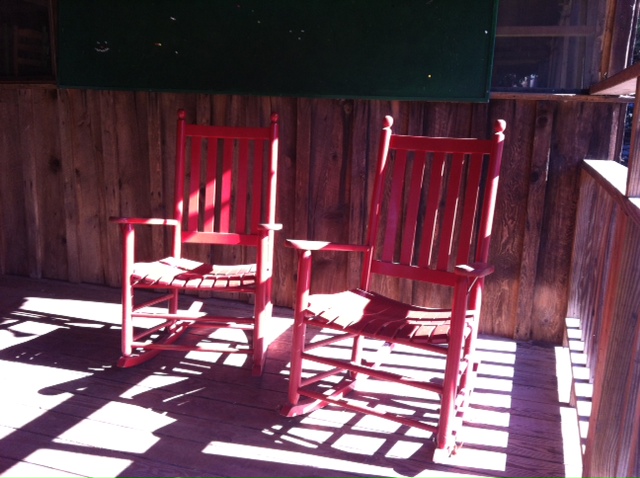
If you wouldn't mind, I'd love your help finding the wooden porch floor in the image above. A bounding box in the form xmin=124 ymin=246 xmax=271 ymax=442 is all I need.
xmin=0 ymin=275 xmax=582 ymax=477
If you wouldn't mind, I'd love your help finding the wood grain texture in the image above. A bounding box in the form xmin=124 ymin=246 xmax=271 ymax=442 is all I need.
xmin=570 ymin=163 xmax=640 ymax=477
xmin=0 ymin=275 xmax=579 ymax=478
xmin=514 ymin=101 xmax=553 ymax=341
xmin=483 ymin=99 xmax=534 ymax=339
xmin=0 ymin=88 xmax=626 ymax=344
xmin=567 ymin=170 xmax=618 ymax=379
xmin=583 ymin=216 xmax=639 ymax=477
xmin=0 ymin=90 xmax=29 ymax=276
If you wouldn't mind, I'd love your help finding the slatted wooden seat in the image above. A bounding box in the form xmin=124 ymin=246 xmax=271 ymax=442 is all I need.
xmin=131 ymin=257 xmax=257 ymax=289
xmin=302 ymin=287 xmax=474 ymax=345
xmin=281 ymin=116 xmax=506 ymax=461
xmin=111 ymin=109 xmax=280 ymax=375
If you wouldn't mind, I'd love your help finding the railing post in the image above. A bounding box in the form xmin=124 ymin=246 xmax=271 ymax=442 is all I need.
xmin=626 ymin=79 xmax=640 ymax=196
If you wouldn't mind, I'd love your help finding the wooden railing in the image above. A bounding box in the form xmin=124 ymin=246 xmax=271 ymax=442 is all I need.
xmin=568 ymin=160 xmax=640 ymax=477
xmin=577 ymin=62 xmax=640 ymax=477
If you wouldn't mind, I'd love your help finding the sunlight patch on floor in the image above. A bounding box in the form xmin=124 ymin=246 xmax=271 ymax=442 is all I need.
xmin=560 ymin=405 xmax=583 ymax=478
xmin=474 ymin=375 xmax=513 ymax=393
xmin=458 ymin=425 xmax=510 ymax=448
xmin=119 ymin=374 xmax=189 ymax=399
xmin=476 ymin=361 xmax=515 ymax=378
xmin=54 ymin=418 xmax=161 ymax=454
xmin=437 ymin=446 xmax=507 ymax=472
xmin=204 ymin=440 xmax=396 ymax=476
xmin=83 ymin=401 xmax=176 ymax=431
xmin=301 ymin=408 xmax=357 ymax=428
xmin=0 ymin=319 xmax=63 ymax=351
xmin=0 ymin=361 xmax=90 ymax=441
xmin=564 ymin=317 xmax=592 ymax=457
xmin=331 ymin=433 xmax=386 ymax=455
xmin=352 ymin=413 xmax=404 ymax=434
xmin=471 ymin=390 xmax=512 ymax=408
xmin=385 ymin=439 xmax=424 ymax=459
xmin=2 ymin=448 xmax=132 ymax=477
xmin=476 ymin=337 xmax=518 ymax=353
xmin=283 ymin=426 xmax=334 ymax=446
xmin=21 ymin=297 xmax=122 ymax=325
xmin=464 ymin=407 xmax=511 ymax=427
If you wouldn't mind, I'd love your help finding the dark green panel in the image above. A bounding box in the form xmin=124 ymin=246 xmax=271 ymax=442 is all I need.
xmin=58 ymin=0 xmax=499 ymax=101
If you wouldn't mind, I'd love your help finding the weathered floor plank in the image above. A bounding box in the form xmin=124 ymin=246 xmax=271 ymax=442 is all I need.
xmin=0 ymin=275 xmax=581 ymax=477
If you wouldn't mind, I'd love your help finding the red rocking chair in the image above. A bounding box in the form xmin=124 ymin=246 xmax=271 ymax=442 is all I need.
xmin=281 ymin=116 xmax=506 ymax=460
xmin=111 ymin=109 xmax=280 ymax=376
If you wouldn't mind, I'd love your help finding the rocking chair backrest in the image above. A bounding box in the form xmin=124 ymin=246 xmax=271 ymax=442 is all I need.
xmin=174 ymin=109 xmax=279 ymax=246
xmin=361 ymin=116 xmax=506 ymax=291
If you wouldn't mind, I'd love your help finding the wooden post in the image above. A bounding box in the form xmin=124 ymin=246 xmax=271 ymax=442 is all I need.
xmin=626 ymin=80 xmax=640 ymax=196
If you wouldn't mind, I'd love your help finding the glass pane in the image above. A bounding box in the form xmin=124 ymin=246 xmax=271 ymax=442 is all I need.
xmin=0 ymin=0 xmax=53 ymax=80
xmin=619 ymin=15 xmax=640 ymax=166
xmin=492 ymin=0 xmax=600 ymax=91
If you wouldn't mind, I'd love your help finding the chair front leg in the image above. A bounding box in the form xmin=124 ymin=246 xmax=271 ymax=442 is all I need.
xmin=120 ymin=223 xmax=135 ymax=359
xmin=436 ymin=276 xmax=470 ymax=454
xmin=252 ymin=233 xmax=274 ymax=376
xmin=287 ymin=249 xmax=313 ymax=407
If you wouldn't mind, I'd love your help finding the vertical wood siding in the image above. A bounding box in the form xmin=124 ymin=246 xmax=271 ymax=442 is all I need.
xmin=574 ymin=162 xmax=640 ymax=477
xmin=0 ymin=87 xmax=624 ymax=344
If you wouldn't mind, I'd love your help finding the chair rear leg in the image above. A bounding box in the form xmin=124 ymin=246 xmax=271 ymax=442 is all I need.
xmin=169 ymin=289 xmax=179 ymax=314
xmin=459 ymin=324 xmax=479 ymax=394
xmin=349 ymin=335 xmax=367 ymax=379
xmin=435 ymin=363 xmax=458 ymax=458
xmin=280 ymin=309 xmax=306 ymax=415
xmin=251 ymin=290 xmax=269 ymax=377
xmin=434 ymin=283 xmax=469 ymax=460
xmin=120 ymin=282 xmax=134 ymax=360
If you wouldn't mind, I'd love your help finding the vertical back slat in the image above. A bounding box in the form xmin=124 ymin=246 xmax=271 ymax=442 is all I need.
xmin=219 ymin=138 xmax=234 ymax=233
xmin=187 ymin=138 xmax=202 ymax=231
xmin=251 ymin=139 xmax=265 ymax=232
xmin=203 ymin=138 xmax=218 ymax=232
xmin=236 ymin=139 xmax=250 ymax=233
xmin=437 ymin=152 xmax=465 ymax=270
xmin=418 ymin=152 xmax=446 ymax=267
xmin=382 ymin=149 xmax=408 ymax=262
xmin=456 ymin=153 xmax=484 ymax=265
xmin=174 ymin=111 xmax=188 ymax=228
xmin=400 ymin=151 xmax=427 ymax=265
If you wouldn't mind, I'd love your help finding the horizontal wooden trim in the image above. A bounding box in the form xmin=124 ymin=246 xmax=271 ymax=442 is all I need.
xmin=371 ymin=261 xmax=456 ymax=287
xmin=590 ymin=62 xmax=640 ymax=96
xmin=182 ymin=231 xmax=258 ymax=246
xmin=0 ymin=82 xmax=633 ymax=104
xmin=582 ymin=159 xmax=640 ymax=226
xmin=496 ymin=25 xmax=596 ymax=37
xmin=0 ymin=81 xmax=56 ymax=89
xmin=185 ymin=123 xmax=271 ymax=139
xmin=285 ymin=239 xmax=369 ymax=253
xmin=490 ymin=91 xmax=633 ymax=103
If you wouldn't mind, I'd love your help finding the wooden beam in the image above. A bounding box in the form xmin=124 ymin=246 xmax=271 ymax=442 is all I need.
xmin=628 ymin=81 xmax=640 ymax=196
xmin=590 ymin=62 xmax=640 ymax=96
xmin=496 ymin=25 xmax=596 ymax=37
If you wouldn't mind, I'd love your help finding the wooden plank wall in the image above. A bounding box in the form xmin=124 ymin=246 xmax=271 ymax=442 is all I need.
xmin=571 ymin=161 xmax=640 ymax=477
xmin=0 ymin=86 xmax=624 ymax=344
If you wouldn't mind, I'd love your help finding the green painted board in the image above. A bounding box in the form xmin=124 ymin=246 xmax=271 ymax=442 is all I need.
xmin=58 ymin=0 xmax=499 ymax=101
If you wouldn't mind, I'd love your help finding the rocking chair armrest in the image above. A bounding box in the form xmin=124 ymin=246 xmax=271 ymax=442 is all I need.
xmin=454 ymin=262 xmax=495 ymax=278
xmin=285 ymin=239 xmax=370 ymax=253
xmin=110 ymin=217 xmax=182 ymax=258
xmin=109 ymin=217 xmax=181 ymax=228
xmin=258 ymin=222 xmax=283 ymax=231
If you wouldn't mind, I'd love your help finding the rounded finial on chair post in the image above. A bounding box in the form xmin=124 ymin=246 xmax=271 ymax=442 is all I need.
xmin=271 ymin=113 xmax=279 ymax=123
xmin=494 ymin=119 xmax=506 ymax=141
xmin=178 ymin=109 xmax=187 ymax=120
xmin=384 ymin=115 xmax=394 ymax=129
